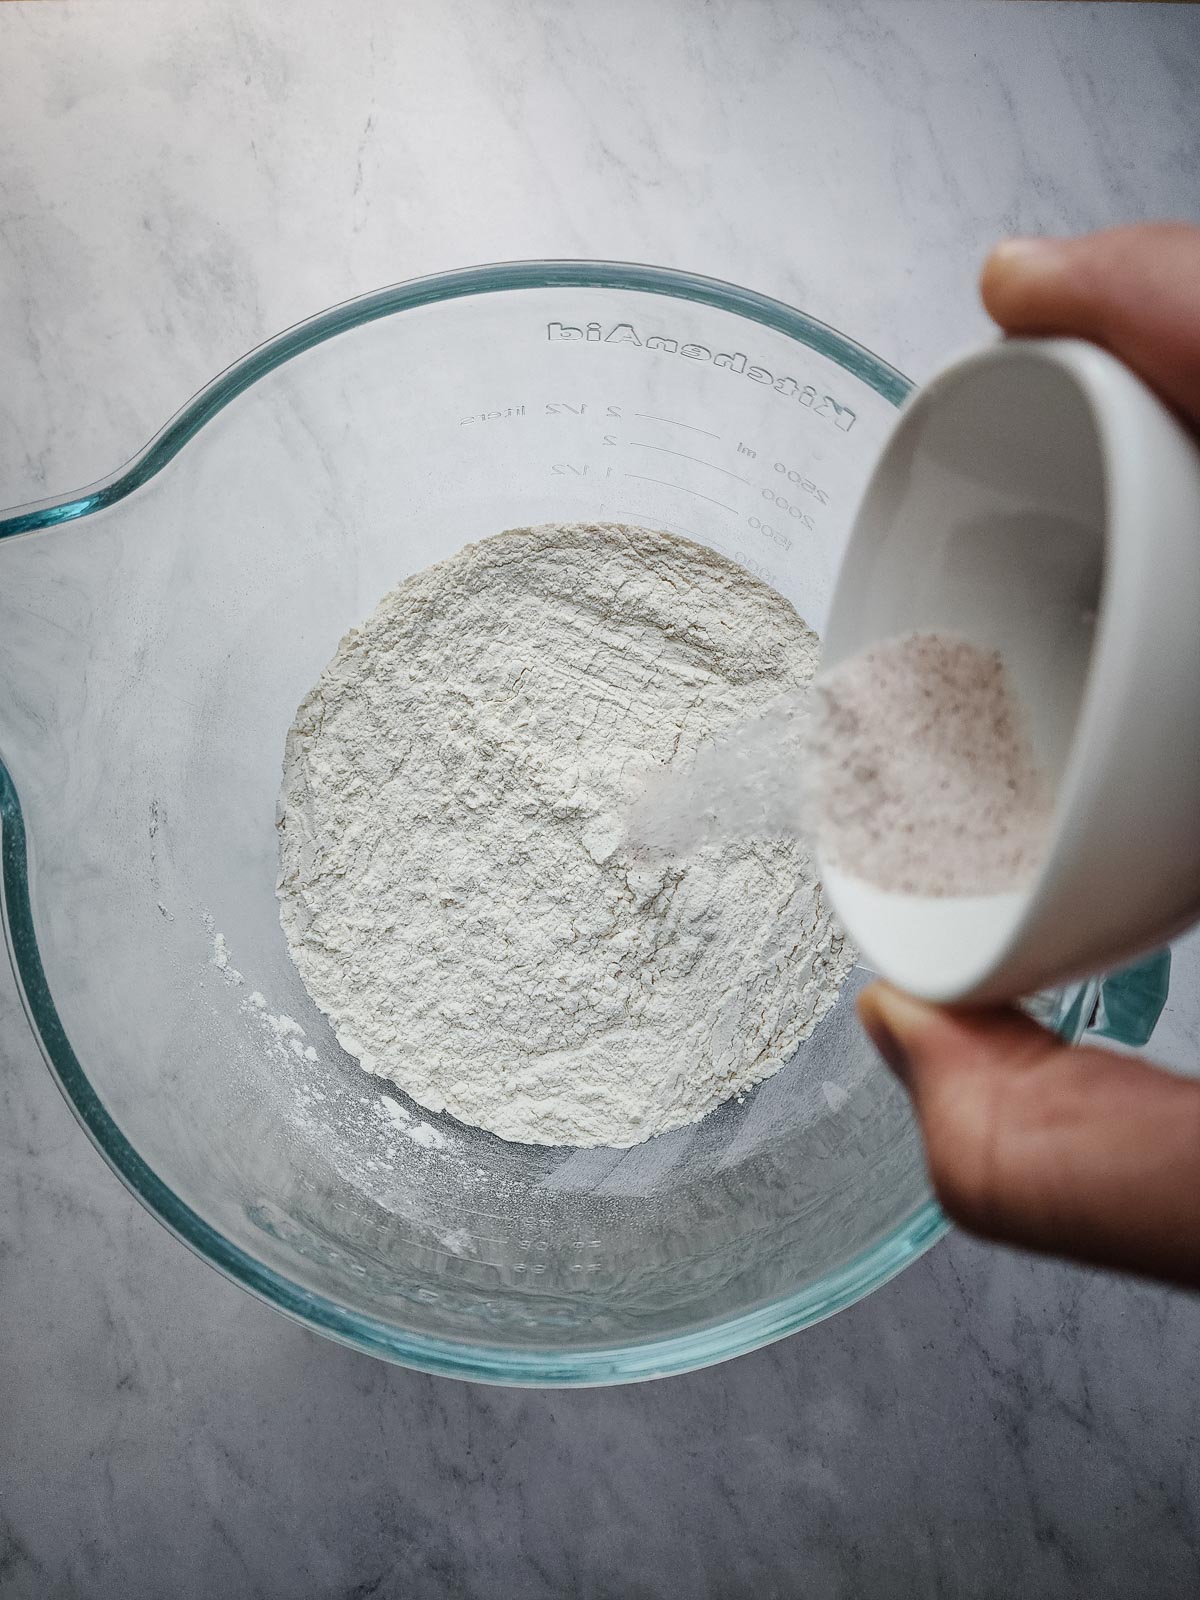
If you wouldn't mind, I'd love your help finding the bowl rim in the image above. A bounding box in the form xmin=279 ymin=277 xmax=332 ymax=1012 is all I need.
xmin=0 ymin=258 xmax=912 ymax=542
xmin=3 ymin=258 xmax=950 ymax=1383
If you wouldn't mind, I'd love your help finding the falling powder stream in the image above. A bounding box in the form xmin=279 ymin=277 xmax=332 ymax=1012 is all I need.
xmin=623 ymin=631 xmax=1052 ymax=898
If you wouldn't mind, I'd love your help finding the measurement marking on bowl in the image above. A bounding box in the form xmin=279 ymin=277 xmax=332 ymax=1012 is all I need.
xmin=634 ymin=411 xmax=720 ymax=438
xmin=623 ymin=473 xmax=738 ymax=513
xmin=630 ymin=442 xmax=751 ymax=484
xmin=628 ymin=509 xmax=778 ymax=585
xmin=626 ymin=511 xmax=705 ymax=542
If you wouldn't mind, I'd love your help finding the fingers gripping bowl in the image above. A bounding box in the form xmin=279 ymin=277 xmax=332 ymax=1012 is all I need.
xmin=0 ymin=264 xmax=1167 ymax=1383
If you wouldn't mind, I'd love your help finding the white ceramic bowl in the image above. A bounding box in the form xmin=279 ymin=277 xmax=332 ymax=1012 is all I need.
xmin=822 ymin=337 xmax=1200 ymax=1003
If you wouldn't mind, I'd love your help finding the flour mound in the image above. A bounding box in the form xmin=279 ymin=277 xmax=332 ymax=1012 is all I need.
xmin=277 ymin=522 xmax=852 ymax=1148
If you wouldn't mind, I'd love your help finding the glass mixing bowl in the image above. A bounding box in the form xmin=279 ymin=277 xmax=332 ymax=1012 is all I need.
xmin=0 ymin=263 xmax=1168 ymax=1384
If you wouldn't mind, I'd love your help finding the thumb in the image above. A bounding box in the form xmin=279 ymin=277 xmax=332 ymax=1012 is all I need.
xmin=859 ymin=982 xmax=1200 ymax=1289
xmin=979 ymin=223 xmax=1200 ymax=434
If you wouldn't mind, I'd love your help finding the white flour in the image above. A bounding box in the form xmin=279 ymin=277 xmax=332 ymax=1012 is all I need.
xmin=277 ymin=522 xmax=853 ymax=1148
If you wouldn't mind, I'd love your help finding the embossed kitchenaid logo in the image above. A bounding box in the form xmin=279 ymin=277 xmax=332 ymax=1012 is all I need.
xmin=546 ymin=320 xmax=856 ymax=431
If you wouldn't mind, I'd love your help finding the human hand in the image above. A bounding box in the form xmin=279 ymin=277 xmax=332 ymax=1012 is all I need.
xmin=859 ymin=223 xmax=1200 ymax=1290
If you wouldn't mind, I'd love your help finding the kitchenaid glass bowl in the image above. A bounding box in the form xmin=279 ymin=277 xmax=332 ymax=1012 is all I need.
xmin=0 ymin=263 xmax=1167 ymax=1384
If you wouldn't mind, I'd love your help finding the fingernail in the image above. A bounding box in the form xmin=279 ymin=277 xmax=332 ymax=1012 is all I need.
xmin=987 ymin=236 xmax=1067 ymax=277
xmin=857 ymin=987 xmax=913 ymax=1085
xmin=857 ymin=985 xmax=934 ymax=1088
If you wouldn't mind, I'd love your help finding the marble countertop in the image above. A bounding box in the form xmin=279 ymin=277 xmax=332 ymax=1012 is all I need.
xmin=3 ymin=2 xmax=1200 ymax=1595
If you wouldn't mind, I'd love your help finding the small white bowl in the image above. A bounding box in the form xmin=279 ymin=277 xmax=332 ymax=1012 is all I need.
xmin=821 ymin=337 xmax=1200 ymax=1004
